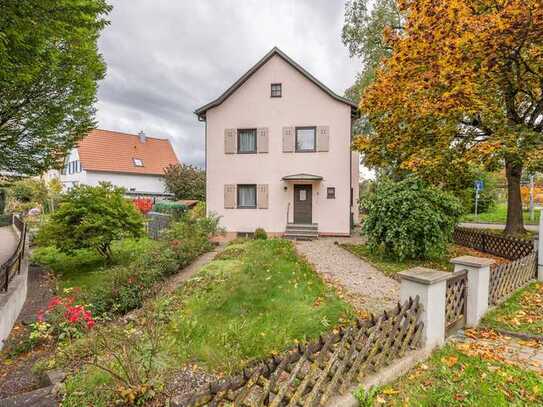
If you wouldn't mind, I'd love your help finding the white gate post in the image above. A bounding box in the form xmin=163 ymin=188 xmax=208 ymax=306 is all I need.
xmin=538 ymin=210 xmax=543 ymax=281
xmin=398 ymin=267 xmax=449 ymax=349
xmin=450 ymin=256 xmax=494 ymax=327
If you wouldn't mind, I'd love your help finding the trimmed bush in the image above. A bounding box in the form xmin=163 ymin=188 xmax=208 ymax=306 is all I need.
xmin=254 ymin=228 xmax=268 ymax=240
xmin=152 ymin=201 xmax=187 ymax=218
xmin=362 ymin=177 xmax=463 ymax=260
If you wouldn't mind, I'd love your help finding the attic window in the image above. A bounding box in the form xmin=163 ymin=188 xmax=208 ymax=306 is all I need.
xmin=271 ymin=83 xmax=282 ymax=97
xmin=133 ymin=158 xmax=144 ymax=167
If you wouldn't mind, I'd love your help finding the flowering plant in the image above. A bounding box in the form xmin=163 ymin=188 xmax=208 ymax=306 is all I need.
xmin=33 ymin=294 xmax=96 ymax=343
xmin=133 ymin=197 xmax=153 ymax=214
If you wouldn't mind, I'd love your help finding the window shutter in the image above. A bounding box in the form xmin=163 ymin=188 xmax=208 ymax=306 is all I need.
xmin=257 ymin=184 xmax=269 ymax=209
xmin=282 ymin=126 xmax=294 ymax=152
xmin=257 ymin=128 xmax=269 ymax=153
xmin=224 ymin=129 xmax=236 ymax=154
xmin=317 ymin=126 xmax=329 ymax=152
xmin=224 ymin=184 xmax=236 ymax=208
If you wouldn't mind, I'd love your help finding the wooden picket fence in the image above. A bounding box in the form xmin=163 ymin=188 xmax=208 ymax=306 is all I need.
xmin=178 ymin=297 xmax=423 ymax=407
xmin=453 ymin=227 xmax=534 ymax=260
xmin=445 ymin=270 xmax=468 ymax=336
xmin=488 ymin=252 xmax=537 ymax=305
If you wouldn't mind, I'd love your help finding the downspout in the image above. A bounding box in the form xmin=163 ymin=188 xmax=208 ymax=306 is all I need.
xmin=349 ymin=112 xmax=353 ymax=236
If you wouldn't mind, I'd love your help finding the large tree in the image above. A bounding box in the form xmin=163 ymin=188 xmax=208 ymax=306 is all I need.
xmin=355 ymin=0 xmax=543 ymax=234
xmin=163 ymin=164 xmax=206 ymax=201
xmin=0 ymin=0 xmax=111 ymax=175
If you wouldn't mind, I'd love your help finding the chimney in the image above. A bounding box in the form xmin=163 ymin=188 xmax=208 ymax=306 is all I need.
xmin=138 ymin=130 xmax=146 ymax=143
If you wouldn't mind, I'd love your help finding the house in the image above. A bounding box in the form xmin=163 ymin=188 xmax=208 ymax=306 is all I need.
xmin=195 ymin=47 xmax=360 ymax=239
xmin=51 ymin=129 xmax=179 ymax=197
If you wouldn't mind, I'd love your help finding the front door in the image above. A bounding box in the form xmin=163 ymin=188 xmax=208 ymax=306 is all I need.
xmin=293 ymin=185 xmax=312 ymax=224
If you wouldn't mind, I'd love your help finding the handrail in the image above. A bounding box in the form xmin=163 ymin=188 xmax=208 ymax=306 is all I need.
xmin=1 ymin=215 xmax=26 ymax=292
xmin=286 ymin=202 xmax=290 ymax=224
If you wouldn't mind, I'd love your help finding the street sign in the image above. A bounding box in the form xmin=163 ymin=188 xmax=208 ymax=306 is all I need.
xmin=474 ymin=180 xmax=484 ymax=191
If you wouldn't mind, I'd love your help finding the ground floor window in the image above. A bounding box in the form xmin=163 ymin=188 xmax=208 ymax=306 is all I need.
xmin=237 ymin=184 xmax=257 ymax=208
xmin=327 ymin=187 xmax=336 ymax=199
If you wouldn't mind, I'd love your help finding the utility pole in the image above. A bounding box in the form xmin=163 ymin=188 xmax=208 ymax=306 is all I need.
xmin=530 ymin=174 xmax=535 ymax=221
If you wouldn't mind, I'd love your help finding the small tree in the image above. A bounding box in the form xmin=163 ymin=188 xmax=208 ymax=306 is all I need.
xmin=362 ymin=177 xmax=463 ymax=260
xmin=163 ymin=164 xmax=205 ymax=201
xmin=37 ymin=183 xmax=144 ymax=261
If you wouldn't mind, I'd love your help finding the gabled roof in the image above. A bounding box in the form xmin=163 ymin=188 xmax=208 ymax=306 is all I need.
xmin=194 ymin=47 xmax=358 ymax=120
xmin=77 ymin=129 xmax=180 ymax=176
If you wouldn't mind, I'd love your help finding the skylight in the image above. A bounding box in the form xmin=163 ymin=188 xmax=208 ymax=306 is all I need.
xmin=133 ymin=158 xmax=144 ymax=167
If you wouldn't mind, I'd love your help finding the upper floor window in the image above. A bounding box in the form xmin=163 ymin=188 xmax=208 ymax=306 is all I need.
xmin=295 ymin=127 xmax=316 ymax=152
xmin=237 ymin=129 xmax=257 ymax=153
xmin=133 ymin=158 xmax=144 ymax=167
xmin=64 ymin=160 xmax=81 ymax=175
xmin=270 ymin=83 xmax=282 ymax=97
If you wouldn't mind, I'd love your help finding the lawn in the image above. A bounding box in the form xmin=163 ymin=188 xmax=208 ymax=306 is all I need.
xmin=32 ymin=238 xmax=159 ymax=292
xmin=341 ymin=243 xmax=500 ymax=278
xmin=356 ymin=344 xmax=543 ymax=406
xmin=482 ymin=282 xmax=543 ymax=336
xmin=60 ymin=238 xmax=353 ymax=405
xmin=461 ymin=202 xmax=540 ymax=225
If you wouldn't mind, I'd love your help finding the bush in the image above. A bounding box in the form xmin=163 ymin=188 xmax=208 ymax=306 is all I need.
xmin=36 ymin=183 xmax=144 ymax=261
xmin=7 ymin=178 xmax=49 ymax=214
xmin=254 ymin=228 xmax=267 ymax=240
xmin=152 ymin=201 xmax=187 ymax=219
xmin=457 ymin=171 xmax=498 ymax=214
xmin=362 ymin=177 xmax=463 ymax=260
xmin=188 ymin=201 xmax=206 ymax=219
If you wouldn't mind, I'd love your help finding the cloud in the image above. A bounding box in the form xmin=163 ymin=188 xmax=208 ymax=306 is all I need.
xmin=96 ymin=0 xmax=362 ymax=168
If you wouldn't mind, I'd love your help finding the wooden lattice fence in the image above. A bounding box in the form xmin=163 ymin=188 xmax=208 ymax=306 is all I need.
xmin=177 ymin=297 xmax=424 ymax=407
xmin=445 ymin=270 xmax=467 ymax=336
xmin=453 ymin=227 xmax=534 ymax=260
xmin=488 ymin=252 xmax=537 ymax=305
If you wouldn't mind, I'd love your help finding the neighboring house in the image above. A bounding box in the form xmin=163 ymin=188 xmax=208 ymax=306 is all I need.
xmin=195 ymin=47 xmax=360 ymax=238
xmin=49 ymin=129 xmax=179 ymax=197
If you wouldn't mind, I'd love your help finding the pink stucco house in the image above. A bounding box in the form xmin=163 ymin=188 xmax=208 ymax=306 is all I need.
xmin=195 ymin=47 xmax=360 ymax=239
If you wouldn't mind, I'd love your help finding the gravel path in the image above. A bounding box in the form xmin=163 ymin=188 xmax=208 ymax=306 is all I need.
xmin=295 ymin=237 xmax=399 ymax=315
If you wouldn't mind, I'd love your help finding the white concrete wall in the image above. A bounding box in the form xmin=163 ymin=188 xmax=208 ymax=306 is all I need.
xmin=84 ymin=171 xmax=166 ymax=194
xmin=206 ymin=55 xmax=356 ymax=235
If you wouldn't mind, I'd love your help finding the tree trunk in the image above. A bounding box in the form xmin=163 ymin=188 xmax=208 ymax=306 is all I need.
xmin=504 ymin=159 xmax=525 ymax=235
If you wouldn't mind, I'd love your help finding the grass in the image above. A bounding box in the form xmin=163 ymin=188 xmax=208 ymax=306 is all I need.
xmin=32 ymin=238 xmax=159 ymax=292
xmin=341 ymin=243 xmax=489 ymax=277
xmin=60 ymin=238 xmax=352 ymax=405
xmin=461 ymin=202 xmax=540 ymax=225
xmin=482 ymin=282 xmax=543 ymax=336
xmin=359 ymin=344 xmax=543 ymax=406
xmin=167 ymin=239 xmax=352 ymax=373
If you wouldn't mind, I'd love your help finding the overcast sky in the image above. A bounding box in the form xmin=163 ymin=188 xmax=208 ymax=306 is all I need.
xmin=95 ymin=0 xmax=362 ymax=169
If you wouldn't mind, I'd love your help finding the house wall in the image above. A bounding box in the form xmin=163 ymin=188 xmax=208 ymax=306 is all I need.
xmin=206 ymin=55 xmax=357 ymax=235
xmin=84 ymin=171 xmax=166 ymax=194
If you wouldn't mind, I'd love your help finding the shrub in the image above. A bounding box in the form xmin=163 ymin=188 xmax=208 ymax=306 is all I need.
xmin=189 ymin=201 xmax=206 ymax=219
xmin=132 ymin=197 xmax=153 ymax=214
xmin=254 ymin=228 xmax=267 ymax=240
xmin=152 ymin=201 xmax=187 ymax=219
xmin=36 ymin=183 xmax=144 ymax=261
xmin=362 ymin=177 xmax=463 ymax=260
xmin=7 ymin=178 xmax=49 ymax=214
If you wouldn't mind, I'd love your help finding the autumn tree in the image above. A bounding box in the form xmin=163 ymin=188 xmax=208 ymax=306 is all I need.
xmin=163 ymin=164 xmax=206 ymax=201
xmin=0 ymin=0 xmax=111 ymax=175
xmin=356 ymin=0 xmax=543 ymax=234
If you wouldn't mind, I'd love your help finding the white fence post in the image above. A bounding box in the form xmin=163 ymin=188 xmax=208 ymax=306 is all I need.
xmin=398 ymin=267 xmax=449 ymax=349
xmin=450 ymin=256 xmax=494 ymax=327
xmin=538 ymin=211 xmax=543 ymax=281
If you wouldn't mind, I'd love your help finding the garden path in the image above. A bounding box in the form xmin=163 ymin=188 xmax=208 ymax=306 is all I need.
xmin=0 ymin=226 xmax=18 ymax=265
xmin=295 ymin=237 xmax=400 ymax=315
xmin=451 ymin=329 xmax=543 ymax=374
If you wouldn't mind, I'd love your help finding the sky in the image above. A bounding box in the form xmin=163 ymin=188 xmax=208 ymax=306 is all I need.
xmin=95 ymin=0 xmax=363 ymax=171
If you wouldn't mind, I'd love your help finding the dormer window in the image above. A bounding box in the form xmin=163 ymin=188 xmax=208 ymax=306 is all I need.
xmin=133 ymin=158 xmax=144 ymax=167
xmin=271 ymin=83 xmax=282 ymax=98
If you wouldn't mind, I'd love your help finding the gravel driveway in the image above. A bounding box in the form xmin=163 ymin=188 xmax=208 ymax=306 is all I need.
xmin=295 ymin=237 xmax=399 ymax=315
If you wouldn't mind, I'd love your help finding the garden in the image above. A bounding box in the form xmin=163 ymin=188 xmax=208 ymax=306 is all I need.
xmin=0 ymin=182 xmax=353 ymax=406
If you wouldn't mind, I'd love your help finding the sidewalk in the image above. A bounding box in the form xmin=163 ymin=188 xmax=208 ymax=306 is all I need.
xmin=458 ymin=222 xmax=539 ymax=232
xmin=0 ymin=226 xmax=18 ymax=265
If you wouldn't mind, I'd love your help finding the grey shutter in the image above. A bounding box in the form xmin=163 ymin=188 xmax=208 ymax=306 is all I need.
xmin=224 ymin=129 xmax=237 ymax=154
xmin=282 ymin=126 xmax=294 ymax=152
xmin=257 ymin=128 xmax=269 ymax=153
xmin=257 ymin=184 xmax=269 ymax=209
xmin=317 ymin=126 xmax=329 ymax=152
xmin=224 ymin=184 xmax=236 ymax=208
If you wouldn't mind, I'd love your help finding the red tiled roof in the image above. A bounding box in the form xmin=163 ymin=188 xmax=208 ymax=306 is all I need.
xmin=77 ymin=129 xmax=180 ymax=175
